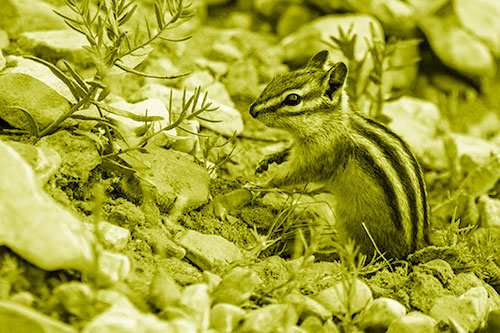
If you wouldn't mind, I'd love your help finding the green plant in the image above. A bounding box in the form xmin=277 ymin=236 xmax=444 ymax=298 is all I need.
xmin=325 ymin=24 xmax=420 ymax=120
xmin=20 ymin=0 xmax=218 ymax=161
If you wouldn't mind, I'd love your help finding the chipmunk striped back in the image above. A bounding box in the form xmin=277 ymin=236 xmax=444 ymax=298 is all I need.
xmin=250 ymin=50 xmax=428 ymax=259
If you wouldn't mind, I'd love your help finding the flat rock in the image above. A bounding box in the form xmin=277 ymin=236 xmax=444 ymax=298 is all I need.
xmin=4 ymin=56 xmax=77 ymax=102
xmin=454 ymin=0 xmax=500 ymax=56
xmin=212 ymin=267 xmax=262 ymax=305
xmin=0 ymin=0 xmax=67 ymax=35
xmin=16 ymin=30 xmax=92 ymax=67
xmin=315 ymin=279 xmax=372 ymax=315
xmin=0 ymin=140 xmax=96 ymax=272
xmin=417 ymin=11 xmax=494 ymax=77
xmin=175 ymin=229 xmax=242 ymax=271
xmin=132 ymin=83 xmax=244 ymax=136
xmin=132 ymin=146 xmax=210 ymax=221
xmin=240 ymin=304 xmax=298 ymax=333
xmin=0 ymin=300 xmax=76 ymax=333
xmin=7 ymin=141 xmax=61 ymax=184
xmin=358 ymin=298 xmax=406 ymax=332
xmin=0 ymin=73 xmax=72 ymax=131
xmin=387 ymin=311 xmax=437 ymax=332
xmin=37 ymin=130 xmax=101 ymax=183
xmin=429 ymin=286 xmax=489 ymax=332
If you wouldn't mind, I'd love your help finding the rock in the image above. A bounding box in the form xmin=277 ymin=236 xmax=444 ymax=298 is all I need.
xmin=0 ymin=140 xmax=96 ymax=272
xmin=16 ymin=30 xmax=92 ymax=66
xmin=358 ymin=298 xmax=406 ymax=332
xmin=277 ymin=4 xmax=320 ymax=37
xmin=159 ymin=257 xmax=203 ymax=286
xmin=405 ymin=272 xmax=448 ymax=313
xmin=406 ymin=0 xmax=448 ymax=15
xmin=208 ymin=42 xmax=243 ymax=62
xmin=223 ymin=59 xmax=262 ymax=100
xmin=0 ymin=50 xmax=5 ymax=71
xmin=485 ymin=309 xmax=500 ymax=333
xmin=459 ymin=154 xmax=500 ymax=197
xmin=179 ymin=284 xmax=211 ymax=330
xmin=280 ymin=14 xmax=384 ymax=67
xmin=0 ymin=73 xmax=72 ymax=131
xmin=148 ymin=267 xmax=182 ymax=310
xmin=54 ymin=282 xmax=99 ymax=319
xmin=253 ymin=0 xmax=291 ymax=18
xmin=82 ymin=302 xmax=177 ymax=333
xmin=132 ymin=83 xmax=244 ymax=136
xmin=429 ymin=286 xmax=489 ymax=332
xmin=387 ymin=311 xmax=437 ymax=332
xmin=9 ymin=292 xmax=36 ymax=307
xmin=181 ymin=70 xmax=234 ymax=107
xmin=304 ymin=0 xmax=346 ymax=13
xmin=240 ymin=304 xmax=298 ymax=333
xmin=415 ymin=259 xmax=455 ymax=285
xmin=448 ymin=272 xmax=483 ymax=296
xmin=0 ymin=0 xmax=67 ymax=36
xmin=131 ymin=146 xmax=209 ymax=221
xmin=454 ymin=0 xmax=500 ymax=56
xmin=7 ymin=141 xmax=61 ymax=184
xmin=212 ymin=267 xmax=262 ymax=305
xmin=0 ymin=300 xmax=76 ymax=333
xmin=383 ymin=96 xmax=444 ymax=170
xmin=285 ymin=292 xmax=332 ymax=321
xmin=300 ymin=316 xmax=324 ymax=332
xmin=387 ymin=40 xmax=420 ymax=90
xmin=210 ymin=303 xmax=246 ymax=333
xmin=213 ymin=188 xmax=253 ymax=220
xmin=348 ymin=0 xmax=417 ymax=37
xmin=106 ymin=97 xmax=199 ymax=151
xmin=224 ymin=11 xmax=253 ymax=30
xmin=3 ymin=56 xmax=77 ymax=102
xmin=96 ymin=251 xmax=130 ymax=286
xmin=478 ymin=195 xmax=500 ymax=228
xmin=417 ymin=11 xmax=494 ymax=77
xmin=176 ymin=229 xmax=242 ymax=271
xmin=37 ymin=130 xmax=101 ymax=183
xmin=96 ymin=221 xmax=130 ymax=251
xmin=315 ymin=279 xmax=372 ymax=315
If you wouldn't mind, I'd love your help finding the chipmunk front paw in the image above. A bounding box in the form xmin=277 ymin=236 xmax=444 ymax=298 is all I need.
xmin=255 ymin=148 xmax=290 ymax=175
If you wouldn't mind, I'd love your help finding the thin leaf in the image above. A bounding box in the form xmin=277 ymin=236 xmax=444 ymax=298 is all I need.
xmin=118 ymin=4 xmax=137 ymax=25
xmin=154 ymin=2 xmax=164 ymax=29
xmin=23 ymin=55 xmax=86 ymax=100
xmin=94 ymin=101 xmax=165 ymax=122
xmin=158 ymin=35 xmax=191 ymax=42
xmin=196 ymin=115 xmax=222 ymax=123
xmin=62 ymin=60 xmax=89 ymax=91
xmin=113 ymin=61 xmax=188 ymax=79
xmin=5 ymin=106 xmax=40 ymax=137
xmin=53 ymin=10 xmax=83 ymax=24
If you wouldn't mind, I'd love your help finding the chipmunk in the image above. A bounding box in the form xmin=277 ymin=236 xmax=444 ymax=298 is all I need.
xmin=249 ymin=50 xmax=428 ymax=259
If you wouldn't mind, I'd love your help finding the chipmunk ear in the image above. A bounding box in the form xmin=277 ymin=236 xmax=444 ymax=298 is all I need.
xmin=307 ymin=50 xmax=329 ymax=69
xmin=325 ymin=62 xmax=348 ymax=99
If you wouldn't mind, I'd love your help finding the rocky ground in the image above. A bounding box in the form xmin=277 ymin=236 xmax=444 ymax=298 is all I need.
xmin=1 ymin=0 xmax=500 ymax=332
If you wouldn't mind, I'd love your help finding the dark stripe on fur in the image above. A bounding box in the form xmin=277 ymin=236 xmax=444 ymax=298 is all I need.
xmin=360 ymin=115 xmax=428 ymax=250
xmin=356 ymin=142 xmax=404 ymax=232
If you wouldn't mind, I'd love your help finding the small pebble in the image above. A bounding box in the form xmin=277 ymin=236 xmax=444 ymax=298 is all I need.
xmin=387 ymin=311 xmax=437 ymax=332
xmin=210 ymin=303 xmax=246 ymax=333
xmin=315 ymin=279 xmax=372 ymax=315
xmin=358 ymin=297 xmax=406 ymax=332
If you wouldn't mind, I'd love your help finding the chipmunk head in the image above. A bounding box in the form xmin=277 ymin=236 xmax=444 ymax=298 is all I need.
xmin=249 ymin=50 xmax=348 ymax=136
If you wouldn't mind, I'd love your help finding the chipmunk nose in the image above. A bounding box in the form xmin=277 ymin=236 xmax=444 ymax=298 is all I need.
xmin=249 ymin=103 xmax=258 ymax=118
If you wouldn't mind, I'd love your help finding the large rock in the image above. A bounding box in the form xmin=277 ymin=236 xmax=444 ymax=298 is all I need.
xmin=0 ymin=73 xmax=72 ymax=131
xmin=0 ymin=140 xmax=96 ymax=272
xmin=0 ymin=0 xmax=67 ymax=36
xmin=280 ymin=14 xmax=384 ymax=67
xmin=132 ymin=83 xmax=244 ymax=136
xmin=3 ymin=56 xmax=77 ymax=102
xmin=454 ymin=0 xmax=500 ymax=56
xmin=16 ymin=30 xmax=92 ymax=67
xmin=132 ymin=146 xmax=210 ymax=222
xmin=175 ymin=229 xmax=242 ymax=271
xmin=0 ymin=300 xmax=76 ymax=333
xmin=417 ymin=9 xmax=495 ymax=77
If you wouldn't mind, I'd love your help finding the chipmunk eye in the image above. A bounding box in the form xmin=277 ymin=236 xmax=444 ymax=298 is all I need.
xmin=283 ymin=93 xmax=301 ymax=106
